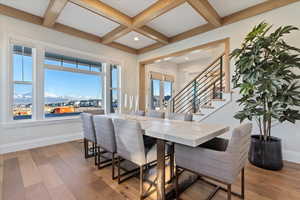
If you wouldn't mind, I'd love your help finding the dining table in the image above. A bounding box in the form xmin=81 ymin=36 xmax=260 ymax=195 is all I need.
xmin=106 ymin=113 xmax=230 ymax=200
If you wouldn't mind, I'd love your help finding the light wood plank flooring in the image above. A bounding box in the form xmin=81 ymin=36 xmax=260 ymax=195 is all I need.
xmin=1 ymin=141 xmax=300 ymax=200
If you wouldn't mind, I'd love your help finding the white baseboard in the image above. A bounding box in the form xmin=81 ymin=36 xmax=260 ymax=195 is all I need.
xmin=0 ymin=132 xmax=83 ymax=154
xmin=283 ymin=150 xmax=300 ymax=164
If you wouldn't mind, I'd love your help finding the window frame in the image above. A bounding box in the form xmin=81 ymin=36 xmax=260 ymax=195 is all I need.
xmin=9 ymin=42 xmax=37 ymax=121
xmin=2 ymin=35 xmax=123 ymax=125
xmin=108 ymin=64 xmax=121 ymax=113
xmin=43 ymin=53 xmax=105 ymax=119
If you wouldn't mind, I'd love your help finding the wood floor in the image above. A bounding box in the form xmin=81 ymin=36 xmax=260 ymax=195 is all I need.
xmin=0 ymin=141 xmax=300 ymax=200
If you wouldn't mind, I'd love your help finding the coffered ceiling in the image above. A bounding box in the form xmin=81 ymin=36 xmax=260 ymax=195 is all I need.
xmin=0 ymin=0 xmax=299 ymax=54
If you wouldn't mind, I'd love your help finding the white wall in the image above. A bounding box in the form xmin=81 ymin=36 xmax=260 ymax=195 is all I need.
xmin=138 ymin=2 xmax=300 ymax=163
xmin=0 ymin=15 xmax=138 ymax=153
xmin=146 ymin=62 xmax=179 ymax=92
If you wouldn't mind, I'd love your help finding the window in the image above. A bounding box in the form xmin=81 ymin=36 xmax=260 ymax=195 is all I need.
xmin=163 ymin=81 xmax=172 ymax=109
xmin=44 ymin=52 xmax=104 ymax=118
xmin=12 ymin=45 xmax=34 ymax=120
xmin=110 ymin=65 xmax=120 ymax=113
xmin=151 ymin=79 xmax=161 ymax=110
xmin=150 ymin=72 xmax=174 ymax=111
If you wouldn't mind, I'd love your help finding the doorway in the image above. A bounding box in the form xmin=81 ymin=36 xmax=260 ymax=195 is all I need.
xmin=150 ymin=79 xmax=173 ymax=110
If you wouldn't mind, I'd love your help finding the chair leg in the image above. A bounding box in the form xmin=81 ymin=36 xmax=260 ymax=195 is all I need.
xmin=112 ymin=153 xmax=116 ymax=180
xmin=227 ymin=184 xmax=231 ymax=200
xmin=241 ymin=168 xmax=245 ymax=199
xmin=84 ymin=138 xmax=88 ymax=159
xmin=175 ymin=166 xmax=179 ymax=200
xmin=117 ymin=156 xmax=121 ymax=184
xmin=140 ymin=165 xmax=144 ymax=200
xmin=97 ymin=147 xmax=101 ymax=168
xmin=170 ymin=144 xmax=174 ymax=181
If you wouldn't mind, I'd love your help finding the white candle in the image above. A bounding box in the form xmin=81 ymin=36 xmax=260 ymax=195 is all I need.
xmin=135 ymin=96 xmax=139 ymax=111
xmin=129 ymin=96 xmax=134 ymax=111
xmin=124 ymin=93 xmax=128 ymax=108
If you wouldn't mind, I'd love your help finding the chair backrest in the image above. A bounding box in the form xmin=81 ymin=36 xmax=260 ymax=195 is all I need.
xmin=83 ymin=109 xmax=105 ymax=115
xmin=130 ymin=110 xmax=145 ymax=116
xmin=80 ymin=113 xmax=96 ymax=143
xmin=167 ymin=112 xmax=193 ymax=121
xmin=226 ymin=123 xmax=252 ymax=173
xmin=146 ymin=110 xmax=165 ymax=119
xmin=93 ymin=115 xmax=116 ymax=153
xmin=113 ymin=119 xmax=146 ymax=165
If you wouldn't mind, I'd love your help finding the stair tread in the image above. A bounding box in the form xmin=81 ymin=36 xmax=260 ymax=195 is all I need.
xmin=193 ymin=113 xmax=205 ymax=116
xmin=211 ymin=98 xmax=225 ymax=101
xmin=201 ymin=105 xmax=215 ymax=109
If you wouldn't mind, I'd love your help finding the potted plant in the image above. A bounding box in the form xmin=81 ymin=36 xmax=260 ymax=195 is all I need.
xmin=231 ymin=22 xmax=300 ymax=170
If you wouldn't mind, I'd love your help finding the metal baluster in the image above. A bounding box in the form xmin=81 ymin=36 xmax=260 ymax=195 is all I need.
xmin=172 ymin=99 xmax=175 ymax=113
xmin=219 ymin=56 xmax=223 ymax=99
xmin=193 ymin=81 xmax=197 ymax=113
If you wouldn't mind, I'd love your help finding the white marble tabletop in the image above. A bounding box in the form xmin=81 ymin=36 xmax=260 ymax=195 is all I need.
xmin=106 ymin=114 xmax=229 ymax=147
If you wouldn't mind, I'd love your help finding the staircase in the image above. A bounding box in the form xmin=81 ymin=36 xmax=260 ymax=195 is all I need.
xmin=169 ymin=54 xmax=231 ymax=121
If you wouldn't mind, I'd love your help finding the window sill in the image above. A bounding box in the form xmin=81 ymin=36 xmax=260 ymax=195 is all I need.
xmin=1 ymin=116 xmax=81 ymax=129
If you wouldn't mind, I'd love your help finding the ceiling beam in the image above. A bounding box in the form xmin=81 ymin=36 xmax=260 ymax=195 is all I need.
xmin=102 ymin=0 xmax=185 ymax=44
xmin=70 ymin=0 xmax=170 ymax=45
xmin=139 ymin=0 xmax=300 ymax=54
xmin=135 ymin=26 xmax=169 ymax=44
xmin=0 ymin=4 xmax=137 ymax=54
xmin=133 ymin=0 xmax=186 ymax=28
xmin=186 ymin=0 xmax=221 ymax=27
xmin=70 ymin=0 xmax=132 ymax=27
xmin=43 ymin=0 xmax=69 ymax=27
xmin=102 ymin=26 xmax=131 ymax=44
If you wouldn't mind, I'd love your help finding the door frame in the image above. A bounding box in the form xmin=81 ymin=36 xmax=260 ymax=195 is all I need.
xmin=139 ymin=37 xmax=230 ymax=111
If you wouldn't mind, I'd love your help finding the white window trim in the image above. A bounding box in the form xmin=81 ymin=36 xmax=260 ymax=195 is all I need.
xmin=2 ymin=34 xmax=124 ymax=125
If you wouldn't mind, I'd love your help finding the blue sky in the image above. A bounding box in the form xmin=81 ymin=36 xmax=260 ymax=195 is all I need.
xmin=14 ymin=54 xmax=102 ymax=100
xmin=14 ymin=53 xmax=171 ymax=102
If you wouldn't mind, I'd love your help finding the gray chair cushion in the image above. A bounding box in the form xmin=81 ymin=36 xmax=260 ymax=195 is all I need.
xmin=93 ymin=115 xmax=116 ymax=153
xmin=113 ymin=119 xmax=147 ymax=166
xmin=146 ymin=110 xmax=165 ymax=119
xmin=175 ymin=123 xmax=252 ymax=184
xmin=80 ymin=113 xmax=96 ymax=143
xmin=167 ymin=112 xmax=193 ymax=121
xmin=131 ymin=110 xmax=145 ymax=116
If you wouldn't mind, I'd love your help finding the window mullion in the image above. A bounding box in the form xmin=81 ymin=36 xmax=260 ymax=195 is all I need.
xmin=33 ymin=46 xmax=45 ymax=120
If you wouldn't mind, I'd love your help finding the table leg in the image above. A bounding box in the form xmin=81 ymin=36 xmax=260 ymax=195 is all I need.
xmin=157 ymin=139 xmax=166 ymax=200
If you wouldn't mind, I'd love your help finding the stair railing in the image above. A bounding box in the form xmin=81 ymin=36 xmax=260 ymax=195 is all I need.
xmin=169 ymin=54 xmax=225 ymax=114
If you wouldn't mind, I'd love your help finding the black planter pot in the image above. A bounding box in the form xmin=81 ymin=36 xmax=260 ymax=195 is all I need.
xmin=249 ymin=135 xmax=283 ymax=171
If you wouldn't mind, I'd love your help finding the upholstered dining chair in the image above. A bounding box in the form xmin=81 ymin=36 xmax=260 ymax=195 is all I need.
xmin=167 ymin=112 xmax=193 ymax=180
xmin=93 ymin=115 xmax=117 ymax=179
xmin=130 ymin=110 xmax=145 ymax=116
xmin=167 ymin=112 xmax=193 ymax=121
xmin=80 ymin=113 xmax=97 ymax=162
xmin=175 ymin=123 xmax=252 ymax=200
xmin=113 ymin=118 xmax=165 ymax=200
xmin=145 ymin=110 xmax=165 ymax=118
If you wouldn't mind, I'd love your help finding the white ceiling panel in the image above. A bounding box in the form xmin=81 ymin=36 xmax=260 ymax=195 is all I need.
xmin=115 ymin=31 xmax=156 ymax=49
xmin=57 ymin=3 xmax=119 ymax=37
xmin=208 ymin=0 xmax=267 ymax=17
xmin=0 ymin=0 xmax=50 ymax=17
xmin=147 ymin=3 xmax=207 ymax=37
xmin=100 ymin=0 xmax=157 ymax=17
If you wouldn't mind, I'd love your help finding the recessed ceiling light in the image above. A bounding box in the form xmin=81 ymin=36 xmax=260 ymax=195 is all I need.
xmin=185 ymin=57 xmax=189 ymax=60
xmin=154 ymin=59 xmax=162 ymax=63
xmin=164 ymin=57 xmax=172 ymax=61
xmin=134 ymin=37 xmax=139 ymax=41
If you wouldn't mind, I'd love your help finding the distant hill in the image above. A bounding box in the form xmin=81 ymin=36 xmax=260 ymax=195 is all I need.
xmin=14 ymin=92 xmax=100 ymax=105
